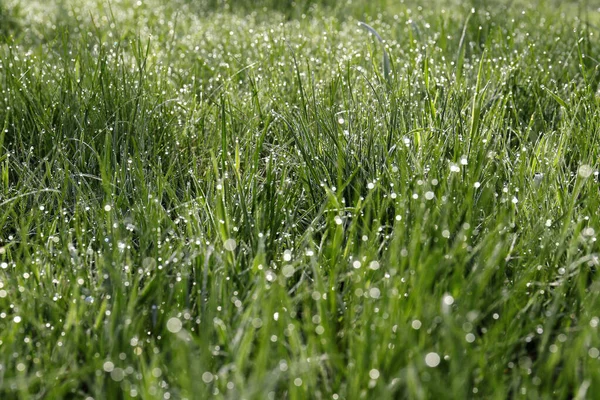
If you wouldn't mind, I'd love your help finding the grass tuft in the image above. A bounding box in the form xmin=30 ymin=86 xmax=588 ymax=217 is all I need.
xmin=1 ymin=0 xmax=600 ymax=398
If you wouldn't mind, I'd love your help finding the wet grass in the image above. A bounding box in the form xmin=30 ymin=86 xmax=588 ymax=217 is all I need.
xmin=1 ymin=0 xmax=600 ymax=398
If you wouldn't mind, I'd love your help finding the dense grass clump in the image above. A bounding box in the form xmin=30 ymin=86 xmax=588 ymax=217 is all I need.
xmin=1 ymin=0 xmax=600 ymax=398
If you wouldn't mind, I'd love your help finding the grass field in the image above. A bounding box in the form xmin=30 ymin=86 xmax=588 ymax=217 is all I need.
xmin=2 ymin=0 xmax=600 ymax=398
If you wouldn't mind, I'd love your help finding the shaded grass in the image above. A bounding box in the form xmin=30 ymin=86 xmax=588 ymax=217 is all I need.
xmin=1 ymin=0 xmax=600 ymax=398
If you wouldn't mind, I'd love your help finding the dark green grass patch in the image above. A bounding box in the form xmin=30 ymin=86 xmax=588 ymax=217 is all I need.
xmin=1 ymin=0 xmax=600 ymax=398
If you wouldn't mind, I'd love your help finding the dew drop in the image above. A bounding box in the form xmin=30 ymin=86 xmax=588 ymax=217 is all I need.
xmin=166 ymin=317 xmax=182 ymax=333
xmin=368 ymin=261 xmax=380 ymax=270
xmin=110 ymin=368 xmax=125 ymax=382
xmin=578 ymin=165 xmax=593 ymax=178
xmin=369 ymin=287 xmax=380 ymax=299
xmin=369 ymin=369 xmax=380 ymax=379
xmin=443 ymin=294 xmax=454 ymax=305
xmin=103 ymin=361 xmax=115 ymax=372
xmin=223 ymin=238 xmax=237 ymax=251
xmin=425 ymin=352 xmax=441 ymax=367
xmin=202 ymin=372 xmax=214 ymax=383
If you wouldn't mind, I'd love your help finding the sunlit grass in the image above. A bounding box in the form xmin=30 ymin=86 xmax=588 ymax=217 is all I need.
xmin=1 ymin=0 xmax=600 ymax=398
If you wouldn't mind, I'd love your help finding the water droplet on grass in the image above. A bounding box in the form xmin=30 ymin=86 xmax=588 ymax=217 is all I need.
xmin=111 ymin=368 xmax=125 ymax=382
xmin=167 ymin=317 xmax=182 ymax=333
xmin=578 ymin=165 xmax=593 ymax=178
xmin=265 ymin=270 xmax=276 ymax=282
xmin=202 ymin=372 xmax=214 ymax=383
xmin=223 ymin=238 xmax=237 ymax=251
xmin=425 ymin=352 xmax=441 ymax=367
xmin=283 ymin=250 xmax=292 ymax=261
xmin=443 ymin=294 xmax=454 ymax=305
xmin=282 ymin=265 xmax=294 ymax=277
xmin=103 ymin=361 xmax=115 ymax=372
xmin=369 ymin=369 xmax=380 ymax=379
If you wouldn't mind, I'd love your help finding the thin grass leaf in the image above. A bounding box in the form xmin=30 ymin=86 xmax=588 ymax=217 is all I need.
xmin=358 ymin=21 xmax=391 ymax=84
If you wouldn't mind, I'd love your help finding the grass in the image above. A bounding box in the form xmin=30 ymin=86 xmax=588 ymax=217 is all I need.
xmin=1 ymin=0 xmax=600 ymax=398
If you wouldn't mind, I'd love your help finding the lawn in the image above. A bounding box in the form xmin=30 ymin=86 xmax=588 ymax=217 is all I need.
xmin=1 ymin=0 xmax=600 ymax=398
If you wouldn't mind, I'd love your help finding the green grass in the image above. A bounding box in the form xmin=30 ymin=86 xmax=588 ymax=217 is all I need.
xmin=1 ymin=0 xmax=600 ymax=398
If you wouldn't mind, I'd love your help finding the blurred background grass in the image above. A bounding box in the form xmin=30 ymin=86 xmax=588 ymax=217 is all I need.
xmin=2 ymin=0 xmax=600 ymax=398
